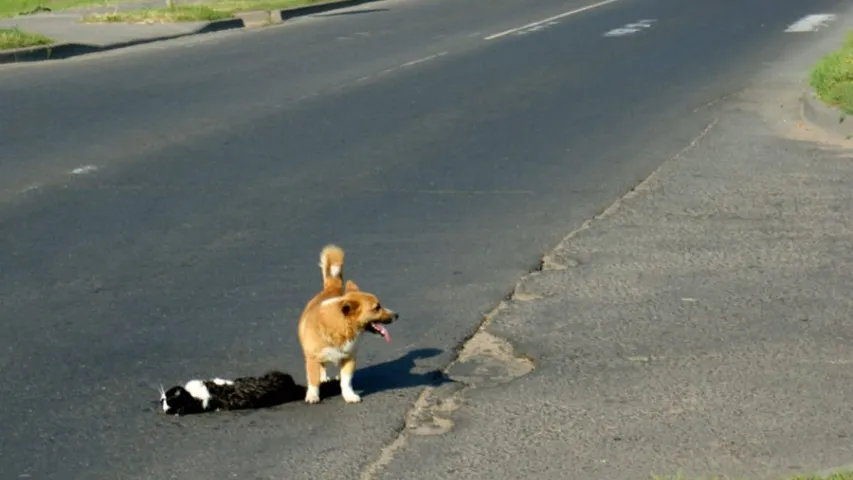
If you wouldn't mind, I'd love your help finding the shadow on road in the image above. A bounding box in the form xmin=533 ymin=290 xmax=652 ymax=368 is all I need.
xmin=150 ymin=348 xmax=451 ymax=415
xmin=355 ymin=347 xmax=453 ymax=398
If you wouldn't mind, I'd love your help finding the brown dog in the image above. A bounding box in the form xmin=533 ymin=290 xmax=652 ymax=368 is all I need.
xmin=297 ymin=245 xmax=398 ymax=404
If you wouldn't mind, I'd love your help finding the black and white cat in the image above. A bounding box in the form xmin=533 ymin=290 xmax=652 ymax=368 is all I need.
xmin=159 ymin=370 xmax=340 ymax=415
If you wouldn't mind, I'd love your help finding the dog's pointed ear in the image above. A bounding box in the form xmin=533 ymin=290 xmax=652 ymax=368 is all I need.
xmin=340 ymin=299 xmax=360 ymax=317
xmin=345 ymin=280 xmax=361 ymax=293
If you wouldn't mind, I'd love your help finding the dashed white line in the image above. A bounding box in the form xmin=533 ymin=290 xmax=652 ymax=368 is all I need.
xmin=509 ymin=20 xmax=560 ymax=37
xmin=19 ymin=183 xmax=41 ymax=194
xmin=785 ymin=13 xmax=837 ymax=33
xmin=70 ymin=165 xmax=99 ymax=175
xmin=484 ymin=0 xmax=621 ymax=40
xmin=400 ymin=51 xmax=447 ymax=68
xmin=603 ymin=19 xmax=656 ymax=37
xmin=376 ymin=67 xmax=397 ymax=77
xmin=371 ymin=52 xmax=449 ymax=79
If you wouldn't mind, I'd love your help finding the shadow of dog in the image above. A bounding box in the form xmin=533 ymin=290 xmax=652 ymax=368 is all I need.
xmin=351 ymin=347 xmax=454 ymax=398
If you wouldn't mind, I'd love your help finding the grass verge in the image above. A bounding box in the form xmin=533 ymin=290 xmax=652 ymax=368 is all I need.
xmin=790 ymin=473 xmax=853 ymax=480
xmin=0 ymin=0 xmax=118 ymax=17
xmin=653 ymin=471 xmax=853 ymax=480
xmin=0 ymin=27 xmax=52 ymax=49
xmin=83 ymin=4 xmax=232 ymax=22
xmin=82 ymin=0 xmax=331 ymax=23
xmin=809 ymin=30 xmax=853 ymax=115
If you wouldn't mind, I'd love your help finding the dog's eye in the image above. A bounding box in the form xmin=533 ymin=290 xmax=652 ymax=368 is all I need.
xmin=374 ymin=304 xmax=381 ymax=311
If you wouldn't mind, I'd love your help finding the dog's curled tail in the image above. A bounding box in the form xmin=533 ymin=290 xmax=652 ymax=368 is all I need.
xmin=319 ymin=244 xmax=345 ymax=290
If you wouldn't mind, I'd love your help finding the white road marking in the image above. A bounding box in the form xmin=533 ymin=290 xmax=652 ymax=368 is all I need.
xmin=510 ymin=20 xmax=560 ymax=37
xmin=400 ymin=51 xmax=447 ymax=68
xmin=19 ymin=183 xmax=41 ymax=194
xmin=284 ymin=51 xmax=451 ymax=106
xmin=70 ymin=165 xmax=98 ymax=175
xmin=603 ymin=19 xmax=656 ymax=37
xmin=484 ymin=0 xmax=622 ymax=40
xmin=785 ymin=13 xmax=836 ymax=33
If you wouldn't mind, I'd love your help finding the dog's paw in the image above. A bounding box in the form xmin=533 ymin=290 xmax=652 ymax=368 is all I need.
xmin=342 ymin=392 xmax=362 ymax=404
xmin=305 ymin=389 xmax=321 ymax=404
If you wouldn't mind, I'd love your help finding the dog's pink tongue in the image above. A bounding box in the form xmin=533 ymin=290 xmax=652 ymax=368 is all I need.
xmin=375 ymin=324 xmax=391 ymax=343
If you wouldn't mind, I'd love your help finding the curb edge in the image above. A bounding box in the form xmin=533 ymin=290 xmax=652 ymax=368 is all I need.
xmin=0 ymin=0 xmax=383 ymax=64
xmin=801 ymin=87 xmax=853 ymax=139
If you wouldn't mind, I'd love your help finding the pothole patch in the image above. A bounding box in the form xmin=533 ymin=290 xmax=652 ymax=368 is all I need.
xmin=511 ymin=291 xmax=544 ymax=302
xmin=448 ymin=331 xmax=535 ymax=388
xmin=402 ymin=386 xmax=464 ymax=438
xmin=409 ymin=413 xmax=455 ymax=436
xmin=397 ymin=328 xmax=535 ymax=441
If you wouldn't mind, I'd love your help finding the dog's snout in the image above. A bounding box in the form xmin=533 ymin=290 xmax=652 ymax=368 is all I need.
xmin=391 ymin=312 xmax=399 ymax=320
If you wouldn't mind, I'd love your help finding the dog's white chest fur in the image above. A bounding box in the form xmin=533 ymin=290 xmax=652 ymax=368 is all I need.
xmin=318 ymin=338 xmax=360 ymax=364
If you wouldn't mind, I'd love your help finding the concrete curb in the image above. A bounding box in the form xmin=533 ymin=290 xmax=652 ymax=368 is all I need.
xmin=0 ymin=17 xmax=244 ymax=64
xmin=801 ymin=87 xmax=853 ymax=139
xmin=279 ymin=0 xmax=385 ymax=20
xmin=0 ymin=0 xmax=384 ymax=64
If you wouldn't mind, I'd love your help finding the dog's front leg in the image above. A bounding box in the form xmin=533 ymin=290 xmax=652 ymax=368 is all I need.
xmin=304 ymin=357 xmax=323 ymax=404
xmin=339 ymin=357 xmax=361 ymax=403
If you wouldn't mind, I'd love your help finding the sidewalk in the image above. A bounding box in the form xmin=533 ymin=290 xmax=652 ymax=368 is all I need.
xmin=361 ymin=27 xmax=853 ymax=480
xmin=0 ymin=0 xmax=376 ymax=63
xmin=0 ymin=11 xmax=232 ymax=48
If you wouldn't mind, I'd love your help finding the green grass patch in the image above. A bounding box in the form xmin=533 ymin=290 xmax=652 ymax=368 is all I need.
xmin=0 ymin=0 xmax=117 ymax=18
xmin=82 ymin=0 xmax=331 ymax=23
xmin=83 ymin=4 xmax=231 ymax=22
xmin=789 ymin=473 xmax=853 ymax=480
xmin=653 ymin=471 xmax=853 ymax=480
xmin=0 ymin=0 xmax=331 ymax=19
xmin=0 ymin=26 xmax=52 ymax=49
xmin=809 ymin=30 xmax=853 ymax=115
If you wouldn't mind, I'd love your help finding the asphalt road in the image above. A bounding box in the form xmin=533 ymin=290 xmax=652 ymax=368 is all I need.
xmin=0 ymin=0 xmax=846 ymax=478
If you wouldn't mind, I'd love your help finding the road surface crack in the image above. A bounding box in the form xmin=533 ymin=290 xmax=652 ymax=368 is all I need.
xmin=358 ymin=118 xmax=719 ymax=480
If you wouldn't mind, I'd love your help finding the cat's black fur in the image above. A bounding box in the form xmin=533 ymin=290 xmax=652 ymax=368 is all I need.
xmin=159 ymin=370 xmax=341 ymax=416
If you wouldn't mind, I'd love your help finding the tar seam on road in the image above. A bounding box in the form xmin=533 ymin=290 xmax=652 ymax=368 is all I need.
xmin=484 ymin=0 xmax=622 ymax=40
xmin=356 ymin=117 xmax=719 ymax=480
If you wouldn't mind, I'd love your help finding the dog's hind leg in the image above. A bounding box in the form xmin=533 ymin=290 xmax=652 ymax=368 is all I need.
xmin=304 ymin=357 xmax=323 ymax=404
